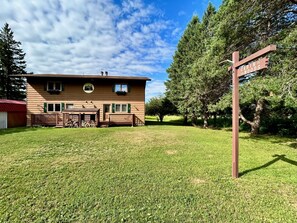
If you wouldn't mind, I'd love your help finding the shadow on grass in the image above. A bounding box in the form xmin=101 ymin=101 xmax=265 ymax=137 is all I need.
xmin=0 ymin=127 xmax=40 ymax=136
xmin=240 ymin=154 xmax=297 ymax=177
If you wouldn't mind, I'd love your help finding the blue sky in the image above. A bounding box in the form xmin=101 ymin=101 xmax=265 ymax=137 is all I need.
xmin=1 ymin=0 xmax=222 ymax=100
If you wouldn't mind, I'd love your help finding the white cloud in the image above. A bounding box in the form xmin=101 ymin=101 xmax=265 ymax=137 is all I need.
xmin=178 ymin=10 xmax=186 ymax=16
xmin=146 ymin=79 xmax=166 ymax=101
xmin=0 ymin=0 xmax=176 ymax=81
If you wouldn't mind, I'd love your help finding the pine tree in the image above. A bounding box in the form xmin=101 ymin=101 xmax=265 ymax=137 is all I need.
xmin=0 ymin=23 xmax=27 ymax=100
xmin=188 ymin=3 xmax=226 ymax=127
xmin=213 ymin=0 xmax=297 ymax=134
xmin=165 ymin=16 xmax=201 ymax=124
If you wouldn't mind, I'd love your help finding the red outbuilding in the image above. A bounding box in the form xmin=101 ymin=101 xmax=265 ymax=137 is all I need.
xmin=0 ymin=99 xmax=27 ymax=129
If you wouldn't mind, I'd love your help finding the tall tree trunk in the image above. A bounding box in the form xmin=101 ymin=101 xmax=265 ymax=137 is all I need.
xmin=183 ymin=114 xmax=188 ymax=125
xmin=240 ymin=98 xmax=265 ymax=135
xmin=203 ymin=112 xmax=209 ymax=128
xmin=191 ymin=114 xmax=197 ymax=126
xmin=159 ymin=114 xmax=164 ymax=122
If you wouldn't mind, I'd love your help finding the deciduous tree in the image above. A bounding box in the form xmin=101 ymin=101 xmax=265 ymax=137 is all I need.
xmin=146 ymin=96 xmax=177 ymax=122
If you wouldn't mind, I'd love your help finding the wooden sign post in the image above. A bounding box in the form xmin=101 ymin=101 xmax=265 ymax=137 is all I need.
xmin=229 ymin=45 xmax=276 ymax=178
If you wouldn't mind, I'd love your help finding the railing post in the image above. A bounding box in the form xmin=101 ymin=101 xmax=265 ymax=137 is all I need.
xmin=31 ymin=114 xmax=34 ymax=126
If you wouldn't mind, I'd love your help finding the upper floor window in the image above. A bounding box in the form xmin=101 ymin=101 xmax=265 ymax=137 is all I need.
xmin=47 ymin=81 xmax=62 ymax=92
xmin=115 ymin=84 xmax=128 ymax=92
xmin=83 ymin=83 xmax=94 ymax=93
xmin=113 ymin=84 xmax=130 ymax=95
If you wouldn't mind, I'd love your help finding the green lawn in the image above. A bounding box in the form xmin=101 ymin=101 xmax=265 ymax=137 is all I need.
xmin=0 ymin=124 xmax=296 ymax=222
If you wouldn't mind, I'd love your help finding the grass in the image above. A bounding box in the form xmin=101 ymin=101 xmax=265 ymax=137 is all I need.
xmin=0 ymin=121 xmax=296 ymax=222
xmin=145 ymin=115 xmax=185 ymax=125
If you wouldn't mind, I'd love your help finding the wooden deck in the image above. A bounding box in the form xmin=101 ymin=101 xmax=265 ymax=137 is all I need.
xmin=31 ymin=113 xmax=145 ymax=127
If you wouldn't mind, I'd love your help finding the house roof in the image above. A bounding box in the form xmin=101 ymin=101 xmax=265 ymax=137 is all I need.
xmin=16 ymin=74 xmax=151 ymax=81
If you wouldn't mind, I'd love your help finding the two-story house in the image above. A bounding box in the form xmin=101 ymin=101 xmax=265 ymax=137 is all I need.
xmin=21 ymin=74 xmax=150 ymax=127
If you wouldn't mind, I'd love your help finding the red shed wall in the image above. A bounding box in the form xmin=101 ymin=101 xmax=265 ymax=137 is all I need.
xmin=7 ymin=112 xmax=27 ymax=128
xmin=0 ymin=100 xmax=27 ymax=128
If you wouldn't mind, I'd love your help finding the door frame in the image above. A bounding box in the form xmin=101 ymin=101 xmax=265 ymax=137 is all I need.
xmin=103 ymin=104 xmax=111 ymax=121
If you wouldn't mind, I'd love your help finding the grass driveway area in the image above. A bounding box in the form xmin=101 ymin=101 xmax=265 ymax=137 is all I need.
xmin=0 ymin=125 xmax=296 ymax=222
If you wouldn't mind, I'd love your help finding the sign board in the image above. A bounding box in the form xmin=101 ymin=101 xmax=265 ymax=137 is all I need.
xmin=237 ymin=57 xmax=269 ymax=77
xmin=228 ymin=44 xmax=276 ymax=178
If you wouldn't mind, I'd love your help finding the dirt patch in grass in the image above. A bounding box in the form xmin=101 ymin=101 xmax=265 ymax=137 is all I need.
xmin=191 ymin=178 xmax=206 ymax=185
xmin=165 ymin=150 xmax=177 ymax=155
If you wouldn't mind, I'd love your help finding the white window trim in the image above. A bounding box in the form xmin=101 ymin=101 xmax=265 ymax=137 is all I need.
xmin=115 ymin=103 xmax=128 ymax=113
xmin=47 ymin=81 xmax=62 ymax=91
xmin=83 ymin=83 xmax=94 ymax=93
xmin=115 ymin=84 xmax=128 ymax=92
xmin=47 ymin=103 xmax=62 ymax=112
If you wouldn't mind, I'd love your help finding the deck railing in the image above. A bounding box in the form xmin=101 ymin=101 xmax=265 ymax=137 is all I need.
xmin=31 ymin=114 xmax=61 ymax=126
xmin=108 ymin=114 xmax=135 ymax=126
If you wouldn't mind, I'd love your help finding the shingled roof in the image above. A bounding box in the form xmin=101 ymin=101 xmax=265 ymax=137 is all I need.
xmin=15 ymin=74 xmax=151 ymax=81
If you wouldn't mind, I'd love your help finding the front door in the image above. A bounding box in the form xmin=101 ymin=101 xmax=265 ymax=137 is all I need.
xmin=103 ymin=104 xmax=111 ymax=121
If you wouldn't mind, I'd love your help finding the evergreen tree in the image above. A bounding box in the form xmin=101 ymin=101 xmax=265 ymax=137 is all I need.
xmin=166 ymin=0 xmax=297 ymax=134
xmin=0 ymin=23 xmax=27 ymax=100
xmin=188 ymin=3 xmax=226 ymax=128
xmin=213 ymin=0 xmax=297 ymax=135
xmin=165 ymin=16 xmax=201 ymax=124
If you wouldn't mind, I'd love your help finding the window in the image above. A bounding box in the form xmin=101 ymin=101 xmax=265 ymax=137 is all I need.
xmin=83 ymin=83 xmax=94 ymax=93
xmin=46 ymin=103 xmax=63 ymax=112
xmin=66 ymin=103 xmax=74 ymax=109
xmin=112 ymin=104 xmax=131 ymax=113
xmin=115 ymin=104 xmax=121 ymax=112
xmin=55 ymin=104 xmax=61 ymax=111
xmin=113 ymin=84 xmax=130 ymax=95
xmin=115 ymin=84 xmax=128 ymax=92
xmin=48 ymin=104 xmax=54 ymax=112
xmin=104 ymin=104 xmax=110 ymax=113
xmin=121 ymin=104 xmax=127 ymax=112
xmin=47 ymin=81 xmax=62 ymax=91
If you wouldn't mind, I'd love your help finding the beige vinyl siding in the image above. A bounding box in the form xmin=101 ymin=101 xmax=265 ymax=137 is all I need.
xmin=26 ymin=78 xmax=146 ymax=126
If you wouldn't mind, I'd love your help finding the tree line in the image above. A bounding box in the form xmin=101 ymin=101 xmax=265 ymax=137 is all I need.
xmin=164 ymin=0 xmax=297 ymax=136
